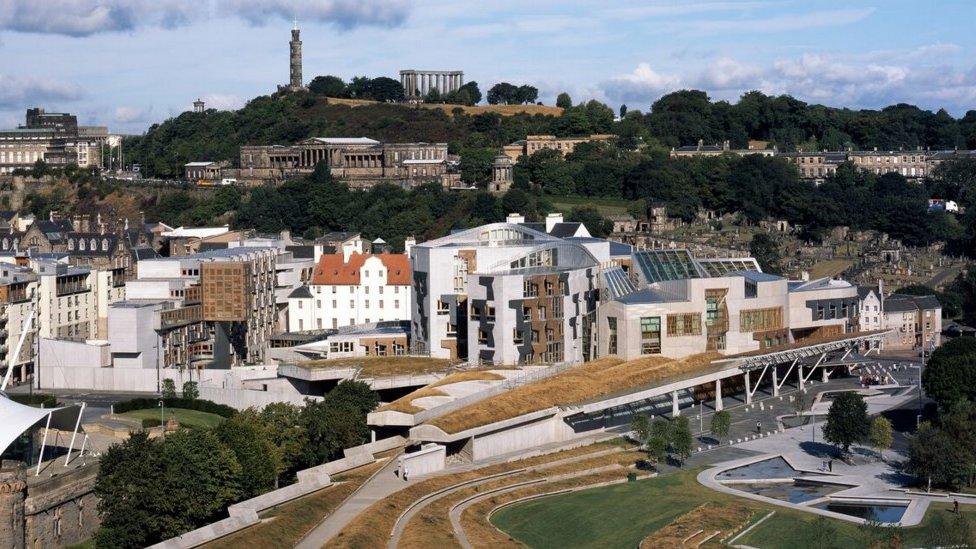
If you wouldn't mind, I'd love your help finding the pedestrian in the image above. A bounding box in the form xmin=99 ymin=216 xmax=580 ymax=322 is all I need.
xmin=955 ymin=499 xmax=960 ymax=514
xmin=403 ymin=468 xmax=409 ymax=482
xmin=828 ymin=459 xmax=833 ymax=472
xmin=394 ymin=464 xmax=400 ymax=478
xmin=756 ymin=420 xmax=761 ymax=433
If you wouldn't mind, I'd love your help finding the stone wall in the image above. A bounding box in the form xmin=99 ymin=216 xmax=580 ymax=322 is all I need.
xmin=1 ymin=459 xmax=99 ymax=549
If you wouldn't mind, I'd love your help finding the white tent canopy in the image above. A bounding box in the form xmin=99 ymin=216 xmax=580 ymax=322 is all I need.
xmin=0 ymin=394 xmax=59 ymax=456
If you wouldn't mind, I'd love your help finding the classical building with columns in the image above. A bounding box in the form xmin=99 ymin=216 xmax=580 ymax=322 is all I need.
xmin=238 ymin=138 xmax=457 ymax=188
xmin=399 ymin=70 xmax=464 ymax=98
xmin=503 ymin=134 xmax=616 ymax=163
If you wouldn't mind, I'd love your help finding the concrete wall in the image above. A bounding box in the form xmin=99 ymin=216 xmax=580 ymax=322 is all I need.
xmin=399 ymin=443 xmax=445 ymax=477
xmin=109 ymin=302 xmax=161 ymax=369
xmin=38 ymin=338 xmax=110 ymax=369
xmin=471 ymin=415 xmax=572 ymax=461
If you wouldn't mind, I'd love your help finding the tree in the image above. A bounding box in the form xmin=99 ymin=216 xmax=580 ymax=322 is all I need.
xmin=161 ymin=378 xmax=177 ymax=399
xmin=487 ymin=82 xmax=518 ymax=104
xmin=458 ymin=81 xmax=482 ymax=104
xmin=514 ymin=85 xmax=539 ymax=104
xmin=567 ymin=207 xmax=612 ymax=238
xmin=646 ymin=417 xmax=671 ymax=463
xmin=308 ymin=75 xmax=347 ymax=97
xmin=631 ymin=414 xmax=651 ymax=444
xmin=619 ymin=104 xmax=628 ymax=118
xmin=822 ymin=392 xmax=870 ymax=453
xmin=869 ymin=416 xmax=894 ymax=461
xmin=670 ymin=416 xmax=694 ymax=465
xmin=424 ymin=87 xmax=442 ymax=103
xmin=259 ymin=402 xmax=308 ymax=481
xmin=326 ymin=380 xmax=380 ymax=415
xmin=368 ymin=76 xmax=405 ymax=102
xmin=556 ymin=92 xmax=572 ymax=109
xmin=94 ymin=430 xmax=241 ymax=548
xmin=710 ymin=410 xmax=731 ymax=439
xmin=749 ymin=233 xmax=783 ymax=274
xmin=215 ymin=409 xmax=280 ymax=498
xmin=299 ymin=399 xmax=368 ymax=466
xmin=182 ymin=380 xmax=199 ymax=400
xmin=922 ymin=337 xmax=976 ymax=410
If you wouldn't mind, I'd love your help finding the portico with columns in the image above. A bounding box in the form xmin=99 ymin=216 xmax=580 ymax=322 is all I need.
xmin=399 ymin=70 xmax=464 ymax=97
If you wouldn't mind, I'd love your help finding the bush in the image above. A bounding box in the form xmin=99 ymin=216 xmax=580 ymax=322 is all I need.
xmin=9 ymin=393 xmax=58 ymax=408
xmin=142 ymin=418 xmax=162 ymax=428
xmin=114 ymin=397 xmax=237 ymax=418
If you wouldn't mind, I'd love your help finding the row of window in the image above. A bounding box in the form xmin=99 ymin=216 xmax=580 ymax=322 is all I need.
xmin=314 ymin=284 xmax=402 ymax=294
xmin=298 ymin=299 xmax=401 ymax=309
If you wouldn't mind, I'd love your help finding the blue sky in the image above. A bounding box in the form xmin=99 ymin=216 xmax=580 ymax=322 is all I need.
xmin=1 ymin=0 xmax=974 ymax=134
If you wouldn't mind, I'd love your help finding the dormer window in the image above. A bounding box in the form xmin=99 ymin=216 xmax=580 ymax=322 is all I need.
xmin=79 ymin=239 xmax=86 ymax=251
xmin=67 ymin=239 xmax=74 ymax=251
xmin=102 ymin=239 xmax=108 ymax=251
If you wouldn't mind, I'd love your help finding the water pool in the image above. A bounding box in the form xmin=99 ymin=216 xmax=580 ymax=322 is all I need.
xmin=717 ymin=457 xmax=801 ymax=480
xmin=731 ymin=480 xmax=847 ymax=504
xmin=813 ymin=501 xmax=907 ymax=523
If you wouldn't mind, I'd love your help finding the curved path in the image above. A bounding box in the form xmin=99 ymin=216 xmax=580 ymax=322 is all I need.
xmin=449 ymin=465 xmax=626 ymax=549
xmin=387 ymin=447 xmax=626 ymax=548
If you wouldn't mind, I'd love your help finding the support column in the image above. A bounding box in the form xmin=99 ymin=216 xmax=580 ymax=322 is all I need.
xmin=714 ymin=378 xmax=723 ymax=411
xmin=672 ymin=391 xmax=679 ymax=416
xmin=797 ymin=364 xmax=804 ymax=391
xmin=822 ymin=367 xmax=829 ymax=383
xmin=772 ymin=365 xmax=779 ymax=397
xmin=745 ymin=370 xmax=752 ymax=404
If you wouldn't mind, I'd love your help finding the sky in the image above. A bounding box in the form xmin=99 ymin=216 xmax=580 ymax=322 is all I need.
xmin=1 ymin=0 xmax=974 ymax=134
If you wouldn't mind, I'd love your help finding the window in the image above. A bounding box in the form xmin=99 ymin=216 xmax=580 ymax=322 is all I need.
xmin=350 ymin=300 xmax=355 ymax=308
xmin=539 ymin=306 xmax=547 ymax=320
xmin=446 ymin=322 xmax=457 ymax=336
xmin=379 ymin=300 xmax=384 ymax=308
xmin=524 ymin=280 xmax=538 ymax=297
xmin=478 ymin=329 xmax=489 ymax=344
xmin=522 ymin=306 xmax=531 ymax=321
xmin=316 ymin=300 xmax=321 ymax=309
xmin=332 ymin=300 xmax=337 ymax=308
xmin=485 ymin=304 xmax=495 ymax=321
xmin=513 ymin=329 xmax=524 ymax=344
xmin=298 ymin=301 xmax=303 ymax=309
xmin=395 ymin=300 xmax=400 ymax=308
xmin=332 ymin=318 xmax=338 ymax=329
xmin=607 ymin=317 xmax=618 ymax=355
xmin=641 ymin=317 xmax=661 ymax=354
xmin=437 ymin=300 xmax=450 ymax=315
xmin=365 ymin=300 xmax=370 ymax=308
xmin=667 ymin=313 xmax=702 ymax=336
xmin=739 ymin=307 xmax=783 ymax=332
xmin=545 ymin=280 xmax=554 ymax=296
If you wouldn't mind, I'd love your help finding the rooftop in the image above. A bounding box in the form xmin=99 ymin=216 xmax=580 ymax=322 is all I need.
xmin=427 ymin=353 xmax=719 ymax=434
xmin=291 ymin=356 xmax=453 ymax=377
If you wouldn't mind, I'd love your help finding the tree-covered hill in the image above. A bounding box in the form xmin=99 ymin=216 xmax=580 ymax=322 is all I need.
xmin=126 ymin=84 xmax=976 ymax=179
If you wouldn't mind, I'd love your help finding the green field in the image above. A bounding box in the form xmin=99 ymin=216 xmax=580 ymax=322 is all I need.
xmin=545 ymin=194 xmax=636 ymax=216
xmin=491 ymin=468 xmax=976 ymax=548
xmin=120 ymin=408 xmax=225 ymax=429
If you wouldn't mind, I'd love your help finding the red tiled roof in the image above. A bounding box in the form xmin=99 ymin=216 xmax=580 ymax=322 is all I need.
xmin=310 ymin=252 xmax=411 ymax=286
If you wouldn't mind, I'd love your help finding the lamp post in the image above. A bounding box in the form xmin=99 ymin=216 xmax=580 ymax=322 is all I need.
xmin=158 ymin=400 xmax=164 ymax=435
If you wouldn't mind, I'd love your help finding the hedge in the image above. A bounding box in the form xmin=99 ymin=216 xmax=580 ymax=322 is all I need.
xmin=10 ymin=393 xmax=59 ymax=408
xmin=114 ymin=397 xmax=237 ymax=418
xmin=142 ymin=418 xmax=163 ymax=428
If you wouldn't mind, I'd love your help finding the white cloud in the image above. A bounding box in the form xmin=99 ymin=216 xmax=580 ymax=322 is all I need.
xmin=0 ymin=75 xmax=84 ymax=108
xmin=0 ymin=0 xmax=196 ymax=37
xmin=113 ymin=105 xmax=151 ymax=124
xmin=219 ymin=0 xmax=410 ymax=29
xmin=599 ymin=46 xmax=976 ymax=115
xmin=198 ymin=94 xmax=245 ymax=111
xmin=601 ymin=63 xmax=681 ymax=104
xmin=0 ymin=0 xmax=409 ymax=37
xmin=672 ymin=8 xmax=875 ymax=35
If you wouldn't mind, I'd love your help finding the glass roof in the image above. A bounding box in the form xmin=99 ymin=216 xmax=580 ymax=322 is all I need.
xmin=634 ymin=250 xmax=706 ymax=283
xmin=697 ymin=258 xmax=762 ymax=277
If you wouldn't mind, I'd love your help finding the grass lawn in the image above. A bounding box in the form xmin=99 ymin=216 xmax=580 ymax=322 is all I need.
xmin=296 ymin=356 xmax=452 ymax=377
xmin=808 ymin=259 xmax=853 ymax=279
xmin=545 ymin=194 xmax=636 ymax=216
xmin=492 ymin=468 xmax=976 ymax=548
xmin=119 ymin=408 xmax=225 ymax=429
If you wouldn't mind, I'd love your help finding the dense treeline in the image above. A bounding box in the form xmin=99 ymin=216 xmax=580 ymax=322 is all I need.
xmin=126 ymin=87 xmax=976 ymax=179
xmin=94 ymin=381 xmax=378 ymax=548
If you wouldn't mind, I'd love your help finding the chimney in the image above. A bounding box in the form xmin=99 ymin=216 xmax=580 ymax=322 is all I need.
xmin=341 ymin=240 xmax=356 ymax=263
xmin=545 ymin=212 xmax=563 ymax=233
xmin=72 ymin=214 xmax=81 ymax=232
xmin=100 ymin=221 xmax=106 ymax=235
xmin=697 ymin=139 xmax=704 ymax=150
xmin=723 ymin=140 xmax=730 ymax=151
xmin=97 ymin=212 xmax=102 ymax=227
xmin=280 ymin=229 xmax=291 ymax=243
xmin=507 ymin=213 xmax=525 ymax=224
xmin=404 ymin=236 xmax=416 ymax=258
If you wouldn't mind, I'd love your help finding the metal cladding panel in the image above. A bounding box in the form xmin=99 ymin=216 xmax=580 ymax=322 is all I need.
xmin=201 ymin=261 xmax=251 ymax=321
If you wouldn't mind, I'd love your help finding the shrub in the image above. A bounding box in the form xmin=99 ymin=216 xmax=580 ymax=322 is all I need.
xmin=10 ymin=393 xmax=58 ymax=408
xmin=142 ymin=418 xmax=162 ymax=428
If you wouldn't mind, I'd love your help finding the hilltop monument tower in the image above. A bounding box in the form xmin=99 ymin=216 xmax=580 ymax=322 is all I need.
xmin=285 ymin=20 xmax=304 ymax=92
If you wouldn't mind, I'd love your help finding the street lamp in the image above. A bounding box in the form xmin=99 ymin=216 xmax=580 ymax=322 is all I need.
xmin=158 ymin=400 xmax=164 ymax=435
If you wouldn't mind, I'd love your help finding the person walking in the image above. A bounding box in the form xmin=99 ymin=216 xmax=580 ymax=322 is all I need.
xmin=756 ymin=420 xmax=762 ymax=434
xmin=955 ymin=499 xmax=960 ymax=514
xmin=403 ymin=467 xmax=409 ymax=482
xmin=828 ymin=459 xmax=833 ymax=472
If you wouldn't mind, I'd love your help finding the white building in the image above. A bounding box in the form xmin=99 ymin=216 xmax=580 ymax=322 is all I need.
xmin=287 ymin=240 xmax=411 ymax=332
xmin=857 ymin=286 xmax=883 ymax=332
